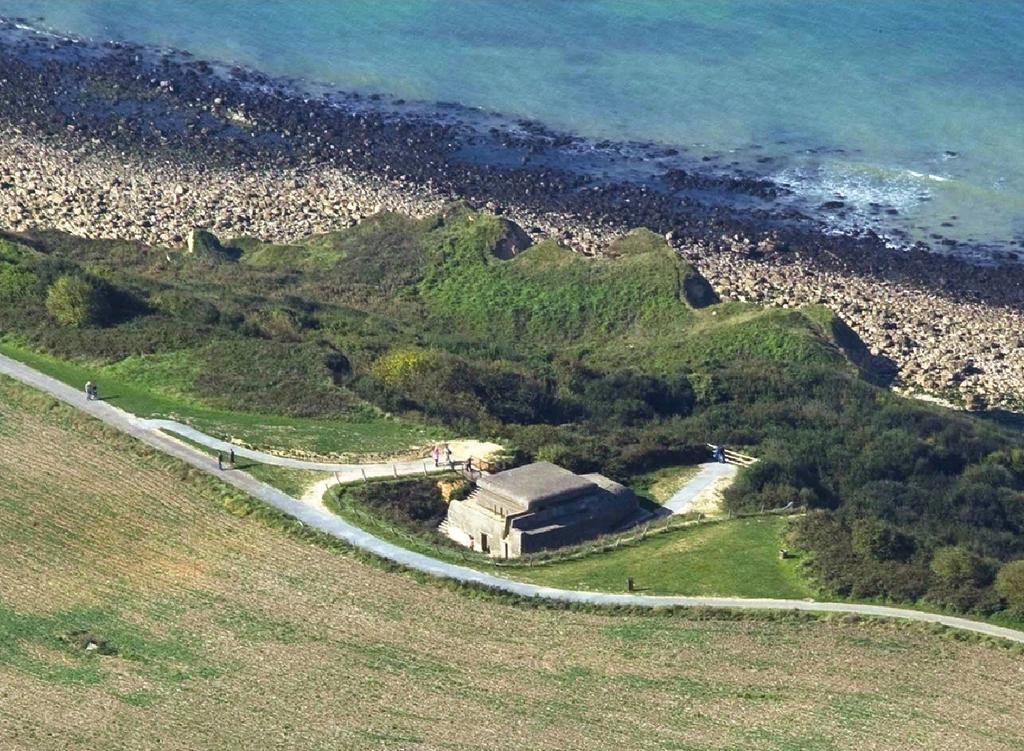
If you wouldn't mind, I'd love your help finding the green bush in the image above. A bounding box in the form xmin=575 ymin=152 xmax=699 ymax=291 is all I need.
xmin=930 ymin=545 xmax=996 ymax=588
xmin=151 ymin=290 xmax=220 ymax=324
xmin=996 ymin=560 xmax=1024 ymax=612
xmin=0 ymin=264 xmax=39 ymax=303
xmin=851 ymin=518 xmax=916 ymax=562
xmin=45 ymin=275 xmax=110 ymax=327
xmin=346 ymin=477 xmax=449 ymax=531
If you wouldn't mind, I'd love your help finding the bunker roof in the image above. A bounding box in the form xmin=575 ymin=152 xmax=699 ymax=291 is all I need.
xmin=476 ymin=461 xmax=596 ymax=509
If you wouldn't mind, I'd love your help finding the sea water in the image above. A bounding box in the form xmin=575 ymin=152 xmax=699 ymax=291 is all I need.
xmin=1 ymin=0 xmax=1022 ymax=255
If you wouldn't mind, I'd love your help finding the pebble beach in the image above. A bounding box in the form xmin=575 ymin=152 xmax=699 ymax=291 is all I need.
xmin=2 ymin=18 xmax=1023 ymax=413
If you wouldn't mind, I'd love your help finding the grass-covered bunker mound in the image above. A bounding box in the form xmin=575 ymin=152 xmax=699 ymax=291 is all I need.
xmin=1 ymin=207 xmax=1024 ymax=619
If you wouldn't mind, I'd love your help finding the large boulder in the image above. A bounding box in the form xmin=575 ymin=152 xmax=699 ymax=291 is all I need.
xmin=491 ymin=218 xmax=533 ymax=260
xmin=185 ymin=228 xmax=239 ymax=263
xmin=681 ymin=270 xmax=718 ymax=309
xmin=187 ymin=227 xmax=224 ymax=256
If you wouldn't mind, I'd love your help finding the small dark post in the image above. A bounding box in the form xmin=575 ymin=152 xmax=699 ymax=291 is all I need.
xmin=626 ymin=577 xmax=635 ymax=592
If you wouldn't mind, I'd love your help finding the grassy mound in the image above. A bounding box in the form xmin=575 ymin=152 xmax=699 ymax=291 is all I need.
xmin=2 ymin=209 xmax=1024 ymax=619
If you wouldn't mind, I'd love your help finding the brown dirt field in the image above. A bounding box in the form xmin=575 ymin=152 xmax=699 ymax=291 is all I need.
xmin=0 ymin=376 xmax=1023 ymax=751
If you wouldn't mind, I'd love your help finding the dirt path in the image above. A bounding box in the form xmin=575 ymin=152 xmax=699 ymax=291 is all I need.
xmin=2 ymin=351 xmax=1023 ymax=644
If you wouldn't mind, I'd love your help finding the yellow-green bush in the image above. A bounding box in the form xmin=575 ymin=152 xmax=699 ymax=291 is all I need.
xmin=371 ymin=348 xmax=440 ymax=388
xmin=45 ymin=275 xmax=109 ymax=328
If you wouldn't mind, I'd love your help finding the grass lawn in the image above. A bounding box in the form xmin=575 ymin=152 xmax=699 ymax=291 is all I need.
xmin=514 ymin=516 xmax=814 ymax=598
xmin=318 ymin=472 xmax=811 ymax=598
xmin=0 ymin=339 xmax=442 ymax=459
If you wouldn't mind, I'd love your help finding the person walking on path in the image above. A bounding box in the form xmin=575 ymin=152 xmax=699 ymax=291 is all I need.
xmin=84 ymin=381 xmax=95 ymax=400
xmin=431 ymin=445 xmax=440 ymax=467
xmin=444 ymin=443 xmax=453 ymax=468
xmin=229 ymin=448 xmax=235 ymax=467
xmin=217 ymin=453 xmax=223 ymax=471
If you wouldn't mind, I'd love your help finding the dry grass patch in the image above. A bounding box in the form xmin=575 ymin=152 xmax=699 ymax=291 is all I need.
xmin=0 ymin=376 xmax=1022 ymax=750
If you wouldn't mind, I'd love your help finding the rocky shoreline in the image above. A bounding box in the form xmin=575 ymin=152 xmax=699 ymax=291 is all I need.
xmin=1 ymin=18 xmax=1023 ymax=412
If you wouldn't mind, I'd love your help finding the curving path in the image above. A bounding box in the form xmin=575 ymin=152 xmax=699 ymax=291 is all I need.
xmin=141 ymin=418 xmax=469 ymax=480
xmin=2 ymin=352 xmax=1023 ymax=644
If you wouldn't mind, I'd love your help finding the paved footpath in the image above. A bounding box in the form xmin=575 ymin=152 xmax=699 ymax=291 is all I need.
xmin=142 ymin=418 xmax=454 ymax=479
xmin=2 ymin=352 xmax=1023 ymax=644
xmin=663 ymin=462 xmax=738 ymax=514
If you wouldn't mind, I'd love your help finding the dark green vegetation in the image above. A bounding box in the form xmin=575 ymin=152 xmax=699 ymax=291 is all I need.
xmin=342 ymin=476 xmax=455 ymax=533
xmin=2 ymin=208 xmax=1024 ymax=620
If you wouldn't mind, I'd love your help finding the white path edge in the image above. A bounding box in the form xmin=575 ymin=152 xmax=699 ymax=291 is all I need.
xmin=663 ymin=462 xmax=738 ymax=514
xmin=2 ymin=352 xmax=1023 ymax=644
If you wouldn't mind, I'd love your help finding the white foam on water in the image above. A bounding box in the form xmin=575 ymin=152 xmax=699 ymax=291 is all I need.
xmin=775 ymin=161 xmax=931 ymax=213
xmin=906 ymin=169 xmax=951 ymax=183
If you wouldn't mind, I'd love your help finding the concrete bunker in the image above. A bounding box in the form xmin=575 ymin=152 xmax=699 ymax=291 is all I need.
xmin=442 ymin=461 xmax=638 ymax=558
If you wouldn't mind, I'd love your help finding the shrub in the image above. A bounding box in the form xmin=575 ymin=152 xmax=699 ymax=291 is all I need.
xmin=535 ymin=443 xmax=589 ymax=472
xmin=0 ymin=264 xmax=39 ymax=303
xmin=152 ymin=290 xmax=220 ymax=324
xmin=995 ymin=560 xmax=1024 ymax=612
xmin=372 ymin=348 xmax=440 ymax=388
xmin=45 ymin=275 xmax=109 ymax=327
xmin=258 ymin=306 xmax=309 ymax=341
xmin=851 ymin=518 xmax=915 ymax=562
xmin=347 ymin=478 xmax=449 ymax=531
xmin=930 ymin=545 xmax=996 ymax=588
xmin=561 ymin=365 xmax=695 ymax=424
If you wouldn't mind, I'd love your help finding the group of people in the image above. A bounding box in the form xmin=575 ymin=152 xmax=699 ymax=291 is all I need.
xmin=217 ymin=448 xmax=236 ymax=470
xmin=84 ymin=378 xmax=245 ymax=471
xmin=431 ymin=443 xmax=453 ymax=467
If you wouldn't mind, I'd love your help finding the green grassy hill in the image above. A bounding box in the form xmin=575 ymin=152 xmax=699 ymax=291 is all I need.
xmin=2 ymin=209 xmax=1024 ymax=622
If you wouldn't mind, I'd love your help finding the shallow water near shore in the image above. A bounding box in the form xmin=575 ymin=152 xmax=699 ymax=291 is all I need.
xmin=2 ymin=0 xmax=1023 ymax=257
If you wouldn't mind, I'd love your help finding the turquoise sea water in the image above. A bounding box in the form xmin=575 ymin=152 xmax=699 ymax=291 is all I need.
xmin=2 ymin=1 xmax=1023 ymax=254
